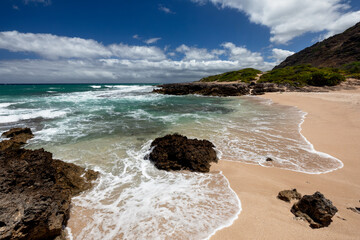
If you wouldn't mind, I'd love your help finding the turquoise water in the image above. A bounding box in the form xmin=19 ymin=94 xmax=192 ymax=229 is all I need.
xmin=0 ymin=84 xmax=342 ymax=239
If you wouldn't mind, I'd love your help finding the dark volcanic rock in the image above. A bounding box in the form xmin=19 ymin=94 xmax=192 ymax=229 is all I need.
xmin=275 ymin=22 xmax=360 ymax=69
xmin=0 ymin=127 xmax=34 ymax=151
xmin=251 ymin=83 xmax=286 ymax=95
xmin=153 ymin=82 xmax=250 ymax=96
xmin=148 ymin=134 xmax=218 ymax=172
xmin=277 ymin=189 xmax=302 ymax=202
xmin=291 ymin=191 xmax=338 ymax=228
xmin=0 ymin=128 xmax=98 ymax=240
xmin=1 ymin=127 xmax=33 ymax=139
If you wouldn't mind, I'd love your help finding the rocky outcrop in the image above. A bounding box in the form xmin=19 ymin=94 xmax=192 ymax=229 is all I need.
xmin=277 ymin=189 xmax=302 ymax=202
xmin=153 ymin=82 xmax=250 ymax=96
xmin=147 ymin=134 xmax=218 ymax=172
xmin=0 ymin=128 xmax=98 ymax=240
xmin=153 ymin=82 xmax=292 ymax=96
xmin=291 ymin=191 xmax=338 ymax=228
xmin=250 ymin=83 xmax=286 ymax=95
xmin=275 ymin=22 xmax=360 ymax=69
xmin=0 ymin=127 xmax=34 ymax=151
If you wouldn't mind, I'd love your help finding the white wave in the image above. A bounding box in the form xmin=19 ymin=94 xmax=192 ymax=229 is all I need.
xmin=46 ymin=91 xmax=57 ymax=93
xmin=0 ymin=102 xmax=14 ymax=108
xmin=0 ymin=109 xmax=68 ymax=124
xmin=65 ymin=141 xmax=241 ymax=240
xmin=90 ymin=85 xmax=102 ymax=89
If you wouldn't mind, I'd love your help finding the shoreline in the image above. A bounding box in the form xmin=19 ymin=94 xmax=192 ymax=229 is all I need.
xmin=210 ymin=89 xmax=360 ymax=239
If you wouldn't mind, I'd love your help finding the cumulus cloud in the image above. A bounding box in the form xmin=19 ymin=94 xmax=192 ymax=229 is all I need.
xmin=192 ymin=0 xmax=360 ymax=44
xmin=221 ymin=42 xmax=264 ymax=65
xmin=0 ymin=58 xmax=274 ymax=83
xmin=109 ymin=44 xmax=166 ymax=60
xmin=0 ymin=31 xmax=278 ymax=83
xmin=0 ymin=31 xmax=166 ymax=60
xmin=0 ymin=31 xmax=111 ymax=59
xmin=176 ymin=44 xmax=223 ymax=60
xmin=271 ymin=48 xmax=295 ymax=64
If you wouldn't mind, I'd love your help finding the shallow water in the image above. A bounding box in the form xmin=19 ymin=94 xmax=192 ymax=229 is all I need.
xmin=0 ymin=84 xmax=342 ymax=239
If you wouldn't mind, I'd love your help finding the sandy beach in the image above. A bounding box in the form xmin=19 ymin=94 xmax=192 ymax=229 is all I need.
xmin=211 ymin=88 xmax=360 ymax=240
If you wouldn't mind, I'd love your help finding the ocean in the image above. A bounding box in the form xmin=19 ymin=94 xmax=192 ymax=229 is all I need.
xmin=0 ymin=84 xmax=343 ymax=239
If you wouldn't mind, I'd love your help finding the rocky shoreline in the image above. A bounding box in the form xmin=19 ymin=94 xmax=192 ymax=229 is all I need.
xmin=0 ymin=128 xmax=98 ymax=240
xmin=153 ymin=78 xmax=360 ymax=97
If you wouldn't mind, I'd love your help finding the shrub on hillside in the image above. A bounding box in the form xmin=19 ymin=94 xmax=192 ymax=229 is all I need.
xmin=259 ymin=65 xmax=345 ymax=87
xmin=200 ymin=68 xmax=262 ymax=83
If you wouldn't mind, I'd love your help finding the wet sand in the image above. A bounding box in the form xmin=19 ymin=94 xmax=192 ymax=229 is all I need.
xmin=211 ymin=89 xmax=360 ymax=240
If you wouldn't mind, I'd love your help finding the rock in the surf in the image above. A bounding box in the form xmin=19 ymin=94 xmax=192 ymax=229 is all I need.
xmin=277 ymin=189 xmax=302 ymax=202
xmin=148 ymin=134 xmax=218 ymax=172
xmin=0 ymin=128 xmax=99 ymax=240
xmin=0 ymin=127 xmax=34 ymax=151
xmin=291 ymin=191 xmax=338 ymax=228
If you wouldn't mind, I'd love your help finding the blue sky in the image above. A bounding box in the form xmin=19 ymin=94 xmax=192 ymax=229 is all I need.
xmin=0 ymin=0 xmax=359 ymax=83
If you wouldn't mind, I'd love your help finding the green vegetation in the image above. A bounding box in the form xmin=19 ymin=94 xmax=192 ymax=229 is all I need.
xmin=199 ymin=68 xmax=262 ymax=83
xmin=259 ymin=64 xmax=345 ymax=87
xmin=340 ymin=62 xmax=360 ymax=79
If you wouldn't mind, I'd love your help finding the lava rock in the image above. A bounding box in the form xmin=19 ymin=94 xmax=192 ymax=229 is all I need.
xmin=148 ymin=134 xmax=218 ymax=172
xmin=0 ymin=127 xmax=34 ymax=151
xmin=0 ymin=128 xmax=98 ymax=240
xmin=277 ymin=189 xmax=302 ymax=202
xmin=153 ymin=82 xmax=250 ymax=96
xmin=291 ymin=191 xmax=338 ymax=228
xmin=1 ymin=127 xmax=33 ymax=139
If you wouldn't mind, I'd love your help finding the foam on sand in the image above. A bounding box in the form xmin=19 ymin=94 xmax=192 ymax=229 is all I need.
xmin=59 ymin=140 xmax=241 ymax=240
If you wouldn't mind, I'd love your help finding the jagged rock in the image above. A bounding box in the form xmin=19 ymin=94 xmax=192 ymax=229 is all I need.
xmin=275 ymin=22 xmax=360 ymax=69
xmin=1 ymin=127 xmax=34 ymax=140
xmin=153 ymin=82 xmax=250 ymax=96
xmin=277 ymin=189 xmax=302 ymax=202
xmin=0 ymin=127 xmax=34 ymax=151
xmin=148 ymin=134 xmax=218 ymax=172
xmin=266 ymin=157 xmax=273 ymax=162
xmin=291 ymin=191 xmax=338 ymax=228
xmin=0 ymin=128 xmax=98 ymax=240
xmin=251 ymin=83 xmax=286 ymax=95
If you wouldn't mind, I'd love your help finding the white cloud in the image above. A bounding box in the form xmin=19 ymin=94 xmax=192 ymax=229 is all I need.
xmin=133 ymin=34 xmax=140 ymax=40
xmin=0 ymin=31 xmax=111 ymax=59
xmin=271 ymin=48 xmax=295 ymax=64
xmin=192 ymin=0 xmax=360 ymax=44
xmin=0 ymin=31 xmax=166 ymax=60
xmin=221 ymin=42 xmax=265 ymax=68
xmin=109 ymin=44 xmax=166 ymax=60
xmin=0 ymin=31 xmax=279 ymax=83
xmin=159 ymin=5 xmax=175 ymax=14
xmin=0 ymin=58 xmax=274 ymax=83
xmin=176 ymin=44 xmax=221 ymax=60
xmin=144 ymin=37 xmax=161 ymax=44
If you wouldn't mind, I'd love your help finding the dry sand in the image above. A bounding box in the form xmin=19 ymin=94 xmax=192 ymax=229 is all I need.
xmin=211 ymin=89 xmax=360 ymax=240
